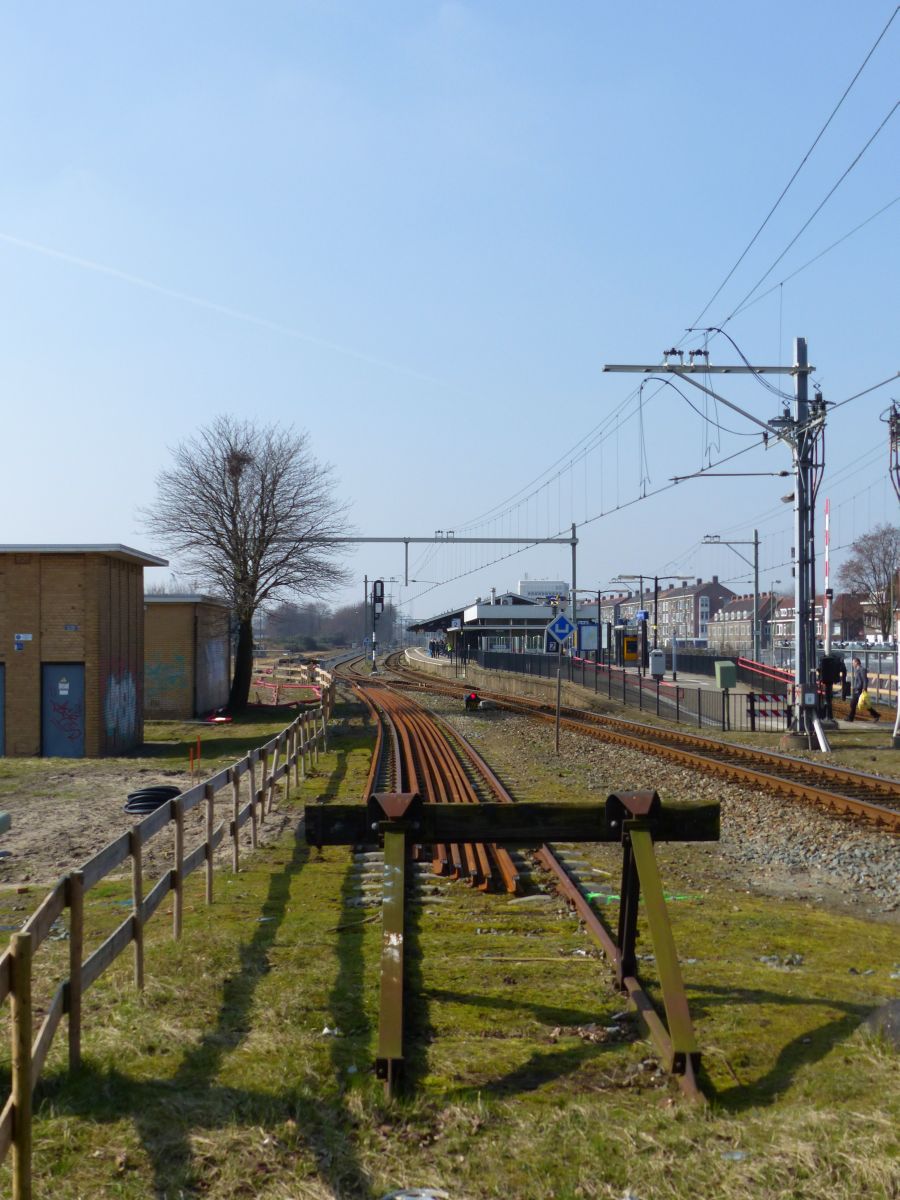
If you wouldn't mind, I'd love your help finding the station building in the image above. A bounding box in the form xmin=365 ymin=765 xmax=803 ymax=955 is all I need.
xmin=411 ymin=591 xmax=562 ymax=655
xmin=144 ymin=594 xmax=231 ymax=718
xmin=0 ymin=544 xmax=167 ymax=758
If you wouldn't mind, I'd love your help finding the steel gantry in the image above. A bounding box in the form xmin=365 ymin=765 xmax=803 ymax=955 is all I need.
xmin=327 ymin=527 xmax=579 ymax=593
xmin=604 ymin=338 xmax=824 ymax=740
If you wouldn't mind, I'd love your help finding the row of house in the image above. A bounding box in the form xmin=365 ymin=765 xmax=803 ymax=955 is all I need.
xmin=584 ymin=577 xmax=734 ymax=644
xmin=0 ymin=546 xmax=230 ymax=758
xmin=709 ymin=592 xmax=866 ymax=654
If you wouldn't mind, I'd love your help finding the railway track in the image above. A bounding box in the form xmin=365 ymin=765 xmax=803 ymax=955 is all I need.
xmin=381 ymin=654 xmax=900 ymax=832
xmin=327 ymin=653 xmax=718 ymax=1098
xmin=353 ymin=680 xmax=521 ymax=892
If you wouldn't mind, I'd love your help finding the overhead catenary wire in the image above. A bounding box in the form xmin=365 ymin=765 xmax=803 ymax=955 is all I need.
xmin=688 ymin=5 xmax=899 ymax=330
xmin=407 ymin=437 xmax=770 ymax=605
xmin=640 ymin=375 xmax=763 ymax=437
xmin=720 ymin=101 xmax=899 ymax=327
xmin=453 ymin=381 xmax=652 ymax=532
xmin=828 ymin=372 xmax=900 ymax=412
xmin=420 ymin=22 xmax=900 ymax=601
xmin=730 ymin=194 xmax=900 ymax=319
xmin=429 ymin=368 xmax=892 ymax=595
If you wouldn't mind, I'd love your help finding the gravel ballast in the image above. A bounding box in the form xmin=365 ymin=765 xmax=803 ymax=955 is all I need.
xmin=418 ymin=694 xmax=899 ymax=923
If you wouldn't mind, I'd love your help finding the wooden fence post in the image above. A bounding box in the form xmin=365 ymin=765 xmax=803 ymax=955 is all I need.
xmin=11 ymin=931 xmax=33 ymax=1200
xmin=313 ymin=710 xmax=320 ymax=767
xmin=301 ymin=714 xmax=308 ymax=779
xmin=173 ymin=798 xmax=184 ymax=940
xmin=205 ymin=783 xmax=215 ymax=904
xmin=321 ymin=698 xmax=329 ymax=752
xmin=259 ymin=749 xmax=269 ymax=824
xmin=67 ymin=870 xmax=84 ymax=1070
xmin=232 ymin=771 xmax=241 ymax=874
xmin=248 ymin=754 xmax=257 ymax=846
xmin=267 ymin=742 xmax=280 ymax=815
xmin=129 ymin=832 xmax=144 ymax=990
xmin=293 ymin=719 xmax=301 ymax=786
xmin=284 ymin=730 xmax=292 ymax=801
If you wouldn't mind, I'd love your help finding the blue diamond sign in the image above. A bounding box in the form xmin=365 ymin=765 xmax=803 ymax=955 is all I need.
xmin=546 ymin=613 xmax=576 ymax=643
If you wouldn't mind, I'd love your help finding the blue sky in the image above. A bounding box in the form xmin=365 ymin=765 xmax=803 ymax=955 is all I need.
xmin=1 ymin=1 xmax=897 ymax=621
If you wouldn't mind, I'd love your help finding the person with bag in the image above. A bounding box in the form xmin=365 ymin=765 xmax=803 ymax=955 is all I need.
xmin=847 ymin=657 xmax=880 ymax=722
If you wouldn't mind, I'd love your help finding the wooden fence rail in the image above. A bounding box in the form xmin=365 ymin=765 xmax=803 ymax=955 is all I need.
xmin=0 ymin=679 xmax=334 ymax=1199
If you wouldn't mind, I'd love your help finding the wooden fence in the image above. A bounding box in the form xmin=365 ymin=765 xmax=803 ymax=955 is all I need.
xmin=0 ymin=683 xmax=334 ymax=1199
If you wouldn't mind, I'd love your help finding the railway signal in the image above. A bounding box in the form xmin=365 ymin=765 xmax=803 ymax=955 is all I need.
xmin=369 ymin=578 xmax=385 ymax=670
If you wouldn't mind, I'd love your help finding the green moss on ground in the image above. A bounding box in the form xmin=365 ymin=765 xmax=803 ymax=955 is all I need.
xmin=0 ymin=700 xmax=896 ymax=1199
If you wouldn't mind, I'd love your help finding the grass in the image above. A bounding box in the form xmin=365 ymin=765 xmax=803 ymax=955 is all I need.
xmin=0 ymin=699 xmax=897 ymax=1198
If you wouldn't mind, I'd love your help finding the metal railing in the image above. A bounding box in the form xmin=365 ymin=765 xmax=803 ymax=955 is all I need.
xmin=476 ymin=650 xmax=790 ymax=732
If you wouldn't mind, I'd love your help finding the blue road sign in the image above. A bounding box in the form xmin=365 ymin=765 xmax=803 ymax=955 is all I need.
xmin=636 ymin=610 xmax=649 ymax=622
xmin=546 ymin=613 xmax=576 ymax=643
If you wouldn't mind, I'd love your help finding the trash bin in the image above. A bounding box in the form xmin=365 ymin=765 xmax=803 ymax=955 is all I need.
xmin=649 ymin=649 xmax=666 ymax=679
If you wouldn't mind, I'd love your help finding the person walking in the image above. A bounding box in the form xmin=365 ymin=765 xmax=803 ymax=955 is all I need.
xmin=847 ymin=656 xmax=880 ymax=722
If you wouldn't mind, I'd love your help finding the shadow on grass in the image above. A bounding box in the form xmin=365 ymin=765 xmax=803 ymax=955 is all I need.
xmin=688 ymin=981 xmax=871 ymax=1111
xmin=423 ymin=984 xmax=625 ymax=1098
xmin=327 ymin=852 xmax=375 ymax=1088
xmin=400 ymin=858 xmax=436 ymax=1096
xmin=34 ymin=728 xmax=381 ymax=1198
xmin=457 ymin=1041 xmax=616 ymax=1098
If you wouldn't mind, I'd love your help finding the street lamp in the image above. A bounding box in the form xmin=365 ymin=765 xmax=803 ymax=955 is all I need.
xmin=703 ymin=531 xmax=761 ymax=662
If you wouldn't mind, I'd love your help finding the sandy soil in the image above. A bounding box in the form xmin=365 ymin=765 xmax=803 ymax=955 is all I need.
xmin=0 ymin=762 xmax=294 ymax=894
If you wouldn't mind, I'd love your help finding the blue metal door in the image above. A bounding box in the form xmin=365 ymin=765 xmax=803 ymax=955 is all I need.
xmin=42 ymin=664 xmax=85 ymax=758
xmin=0 ymin=664 xmax=5 ymax=755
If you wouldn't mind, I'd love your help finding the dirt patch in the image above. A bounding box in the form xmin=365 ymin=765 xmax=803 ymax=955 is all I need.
xmin=0 ymin=760 xmax=293 ymax=892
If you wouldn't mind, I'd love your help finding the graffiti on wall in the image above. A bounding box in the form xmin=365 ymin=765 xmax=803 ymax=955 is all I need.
xmin=145 ymin=655 xmax=188 ymax=705
xmin=50 ymin=699 xmax=84 ymax=744
xmin=104 ymin=670 xmax=137 ymax=743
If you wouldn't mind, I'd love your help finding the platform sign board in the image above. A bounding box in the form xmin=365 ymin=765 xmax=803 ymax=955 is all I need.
xmin=635 ymin=610 xmax=649 ymax=622
xmin=546 ymin=613 xmax=575 ymax=644
xmin=577 ymin=620 xmax=597 ymax=652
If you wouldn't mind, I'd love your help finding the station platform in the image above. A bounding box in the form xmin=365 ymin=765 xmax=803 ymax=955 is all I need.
xmin=406 ymin=647 xmax=454 ymax=666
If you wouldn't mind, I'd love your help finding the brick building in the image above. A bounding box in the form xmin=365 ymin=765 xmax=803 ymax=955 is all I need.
xmin=0 ymin=545 xmax=166 ymax=757
xmin=707 ymin=593 xmax=779 ymax=656
xmin=144 ymin=595 xmax=231 ymax=718
xmin=768 ymin=592 xmax=865 ymax=646
xmin=597 ymin=577 xmax=734 ymax=645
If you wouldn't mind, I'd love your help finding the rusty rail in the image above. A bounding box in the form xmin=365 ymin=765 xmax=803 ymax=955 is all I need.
xmin=389 ymin=655 xmax=900 ymax=831
xmin=323 ymin=670 xmax=719 ymax=1099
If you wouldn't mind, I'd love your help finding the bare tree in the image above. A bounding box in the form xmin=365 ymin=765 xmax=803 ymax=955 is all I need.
xmin=144 ymin=572 xmax=201 ymax=595
xmin=836 ymin=522 xmax=900 ymax=639
xmin=141 ymin=416 xmax=350 ymax=709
